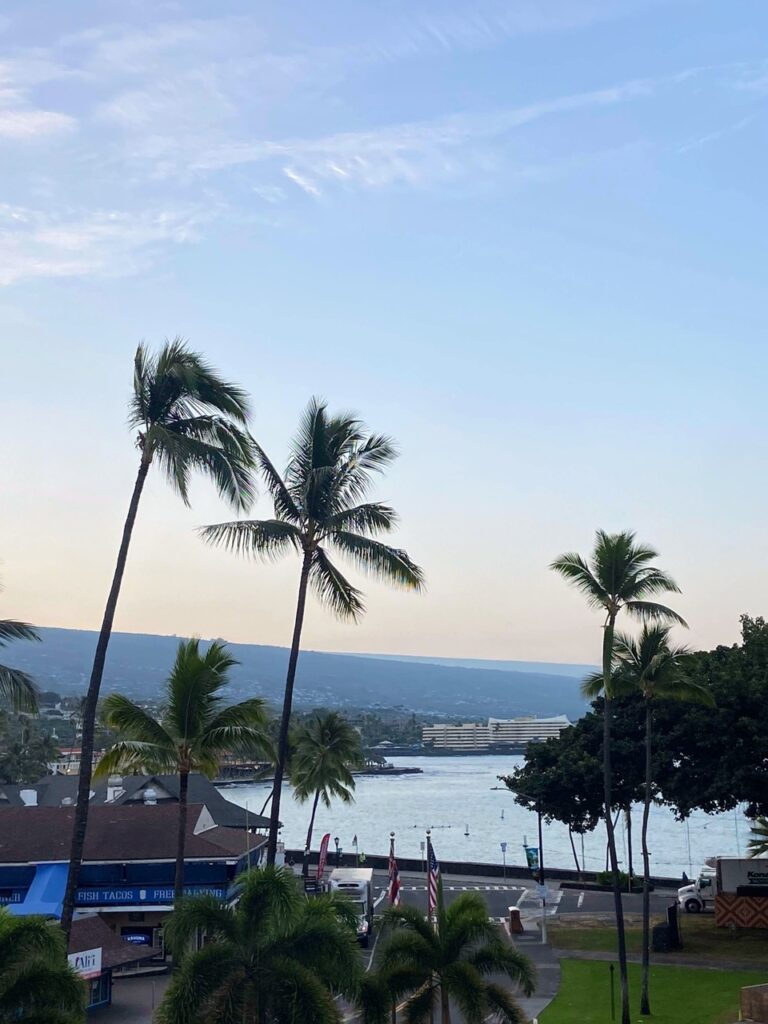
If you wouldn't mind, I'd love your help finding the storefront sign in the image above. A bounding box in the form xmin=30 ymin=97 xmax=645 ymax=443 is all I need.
xmin=75 ymin=885 xmax=227 ymax=906
xmin=68 ymin=947 xmax=102 ymax=979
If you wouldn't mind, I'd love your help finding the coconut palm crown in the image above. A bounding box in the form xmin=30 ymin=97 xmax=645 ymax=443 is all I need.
xmin=62 ymin=340 xmax=257 ymax=938
xmin=158 ymin=867 xmax=362 ymax=1024
xmin=96 ymin=638 xmax=271 ymax=901
xmin=378 ymin=893 xmax=535 ymax=1024
xmin=0 ymin=908 xmax=85 ymax=1023
xmin=202 ymin=397 xmax=423 ymax=864
xmin=290 ymin=711 xmax=363 ymax=858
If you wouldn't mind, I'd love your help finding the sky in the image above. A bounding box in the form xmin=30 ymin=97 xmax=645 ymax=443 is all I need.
xmin=1 ymin=0 xmax=767 ymax=664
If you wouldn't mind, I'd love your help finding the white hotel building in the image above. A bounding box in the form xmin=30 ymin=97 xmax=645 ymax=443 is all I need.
xmin=422 ymin=715 xmax=570 ymax=752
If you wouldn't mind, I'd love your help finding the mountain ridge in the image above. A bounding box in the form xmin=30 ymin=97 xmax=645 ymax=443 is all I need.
xmin=9 ymin=626 xmax=590 ymax=720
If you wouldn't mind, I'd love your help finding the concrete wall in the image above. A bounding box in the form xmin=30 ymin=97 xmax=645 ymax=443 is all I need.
xmin=741 ymin=983 xmax=768 ymax=1022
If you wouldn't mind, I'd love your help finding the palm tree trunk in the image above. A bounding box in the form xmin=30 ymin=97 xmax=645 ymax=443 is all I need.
xmin=305 ymin=789 xmax=321 ymax=857
xmin=568 ymin=825 xmax=582 ymax=876
xmin=60 ymin=454 xmax=151 ymax=938
xmin=267 ymin=551 xmax=312 ymax=865
xmin=640 ymin=701 xmax=653 ymax=1016
xmin=259 ymin=787 xmax=273 ymax=816
xmin=175 ymin=768 xmax=190 ymax=903
xmin=602 ymin=616 xmax=631 ymax=1024
xmin=625 ymin=806 xmax=634 ymax=885
xmin=441 ymin=983 xmax=451 ymax=1024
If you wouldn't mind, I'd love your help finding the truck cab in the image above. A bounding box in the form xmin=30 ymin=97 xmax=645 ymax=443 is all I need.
xmin=327 ymin=868 xmax=374 ymax=947
xmin=678 ymin=867 xmax=716 ymax=913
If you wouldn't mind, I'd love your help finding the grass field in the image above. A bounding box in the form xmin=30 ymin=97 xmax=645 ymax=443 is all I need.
xmin=548 ymin=914 xmax=768 ymax=964
xmin=540 ymin=960 xmax=764 ymax=1024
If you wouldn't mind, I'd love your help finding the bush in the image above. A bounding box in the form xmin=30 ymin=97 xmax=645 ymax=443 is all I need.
xmin=596 ymin=870 xmax=637 ymax=888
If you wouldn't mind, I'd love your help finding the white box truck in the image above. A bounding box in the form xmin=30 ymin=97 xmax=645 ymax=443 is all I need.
xmin=328 ymin=868 xmax=374 ymax=947
xmin=678 ymin=858 xmax=768 ymax=913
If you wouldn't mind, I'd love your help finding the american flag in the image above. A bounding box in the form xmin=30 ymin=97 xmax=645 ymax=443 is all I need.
xmin=428 ymin=843 xmax=441 ymax=916
xmin=388 ymin=839 xmax=401 ymax=906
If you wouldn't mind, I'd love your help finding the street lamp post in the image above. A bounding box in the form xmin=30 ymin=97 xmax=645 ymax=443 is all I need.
xmin=333 ymin=836 xmax=341 ymax=867
xmin=500 ymin=841 xmax=507 ymax=881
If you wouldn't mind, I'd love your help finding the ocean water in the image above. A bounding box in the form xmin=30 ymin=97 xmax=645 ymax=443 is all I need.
xmin=224 ymin=755 xmax=750 ymax=878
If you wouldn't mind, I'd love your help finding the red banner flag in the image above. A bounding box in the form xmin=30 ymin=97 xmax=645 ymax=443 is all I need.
xmin=317 ymin=833 xmax=331 ymax=880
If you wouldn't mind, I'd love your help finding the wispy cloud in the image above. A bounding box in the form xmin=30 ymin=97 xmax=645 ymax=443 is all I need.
xmin=677 ymin=114 xmax=756 ymax=154
xmin=192 ymin=73 xmax=675 ymax=192
xmin=0 ymin=60 xmax=76 ymax=138
xmin=0 ymin=204 xmax=207 ymax=285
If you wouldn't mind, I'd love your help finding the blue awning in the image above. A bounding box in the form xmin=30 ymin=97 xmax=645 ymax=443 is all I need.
xmin=9 ymin=863 xmax=68 ymax=918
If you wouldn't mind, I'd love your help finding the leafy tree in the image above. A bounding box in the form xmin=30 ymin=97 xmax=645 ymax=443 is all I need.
xmin=158 ymin=867 xmax=362 ymax=1024
xmin=0 ymin=908 xmax=85 ymax=1023
xmin=650 ymin=614 xmax=768 ymax=819
xmin=61 ymin=340 xmax=256 ymax=937
xmin=96 ymin=639 xmax=271 ymax=902
xmin=747 ymin=817 xmax=768 ymax=858
xmin=290 ymin=711 xmax=362 ymax=860
xmin=0 ymin=724 xmax=60 ymax=784
xmin=202 ymin=398 xmax=423 ymax=864
xmin=584 ymin=625 xmax=710 ymax=1015
xmin=0 ymin=580 xmax=39 ymax=715
xmin=551 ymin=530 xmax=684 ymax=1024
xmin=378 ymin=892 xmax=535 ymax=1024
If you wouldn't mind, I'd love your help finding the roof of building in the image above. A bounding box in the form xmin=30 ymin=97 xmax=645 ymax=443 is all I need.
xmin=2 ymin=772 xmax=270 ymax=830
xmin=69 ymin=914 xmax=161 ymax=967
xmin=0 ymin=803 xmax=266 ymax=864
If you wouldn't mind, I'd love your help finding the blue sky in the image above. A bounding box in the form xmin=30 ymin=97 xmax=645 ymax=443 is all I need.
xmin=1 ymin=0 xmax=767 ymax=662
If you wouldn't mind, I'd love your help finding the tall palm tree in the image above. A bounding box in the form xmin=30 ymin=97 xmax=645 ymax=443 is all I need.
xmin=0 ymin=908 xmax=85 ymax=1023
xmin=583 ymin=624 xmax=710 ymax=1015
xmin=747 ymin=817 xmax=768 ymax=858
xmin=291 ymin=711 xmax=362 ymax=865
xmin=158 ymin=866 xmax=362 ymax=1024
xmin=95 ymin=639 xmax=271 ymax=902
xmin=378 ymin=893 xmax=535 ymax=1024
xmin=0 ymin=580 xmax=40 ymax=714
xmin=202 ymin=398 xmax=423 ymax=864
xmin=61 ymin=340 xmax=256 ymax=937
xmin=551 ymin=530 xmax=685 ymax=1024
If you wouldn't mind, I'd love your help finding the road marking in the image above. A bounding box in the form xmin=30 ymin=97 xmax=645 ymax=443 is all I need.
xmin=374 ymin=891 xmax=388 ymax=909
xmin=577 ymin=891 xmax=585 ymax=908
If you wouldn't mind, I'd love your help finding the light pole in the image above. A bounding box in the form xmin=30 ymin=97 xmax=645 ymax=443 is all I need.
xmin=500 ymin=841 xmax=507 ymax=881
xmin=333 ymin=836 xmax=341 ymax=867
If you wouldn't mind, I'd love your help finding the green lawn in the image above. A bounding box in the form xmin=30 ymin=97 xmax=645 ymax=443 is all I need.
xmin=548 ymin=914 xmax=768 ymax=964
xmin=540 ymin=960 xmax=764 ymax=1024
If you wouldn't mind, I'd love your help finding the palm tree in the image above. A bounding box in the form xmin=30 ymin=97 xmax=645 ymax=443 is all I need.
xmin=95 ymin=638 xmax=271 ymax=903
xmin=291 ymin=711 xmax=362 ymax=865
xmin=583 ymin=624 xmax=710 ymax=1015
xmin=0 ymin=580 xmax=40 ymax=715
xmin=61 ymin=340 xmax=256 ymax=937
xmin=551 ymin=530 xmax=685 ymax=1024
xmin=378 ymin=892 xmax=534 ymax=1024
xmin=158 ymin=866 xmax=362 ymax=1024
xmin=202 ymin=398 xmax=423 ymax=864
xmin=748 ymin=817 xmax=768 ymax=858
xmin=0 ymin=907 xmax=85 ymax=1023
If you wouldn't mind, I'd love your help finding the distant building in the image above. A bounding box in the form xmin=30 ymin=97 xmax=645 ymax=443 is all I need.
xmin=422 ymin=715 xmax=570 ymax=752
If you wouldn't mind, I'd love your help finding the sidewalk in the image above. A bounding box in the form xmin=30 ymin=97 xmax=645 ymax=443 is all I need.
xmin=90 ymin=974 xmax=170 ymax=1024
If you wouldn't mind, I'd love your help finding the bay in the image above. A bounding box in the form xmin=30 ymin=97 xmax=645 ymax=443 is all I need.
xmin=224 ymin=755 xmax=750 ymax=878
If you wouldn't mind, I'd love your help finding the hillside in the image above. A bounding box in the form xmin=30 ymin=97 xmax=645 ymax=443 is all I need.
xmin=9 ymin=627 xmax=589 ymax=720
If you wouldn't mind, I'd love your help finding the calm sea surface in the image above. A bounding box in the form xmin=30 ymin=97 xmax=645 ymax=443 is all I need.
xmin=224 ymin=755 xmax=749 ymax=878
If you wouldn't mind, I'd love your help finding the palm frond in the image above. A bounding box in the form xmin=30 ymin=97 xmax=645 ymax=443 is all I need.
xmin=624 ymin=600 xmax=688 ymax=626
xmin=150 ymin=424 xmax=255 ymax=511
xmin=94 ymin=740 xmax=177 ymax=778
xmin=323 ymin=502 xmax=398 ymax=536
xmin=0 ymin=665 xmax=39 ymax=713
xmin=482 ymin=981 xmax=528 ymax=1024
xmin=329 ymin=532 xmax=424 ymax=591
xmin=0 ymin=619 xmax=40 ymax=647
xmin=310 ymin=546 xmax=365 ymax=621
xmin=550 ymin=553 xmax=607 ymax=609
xmin=162 ymin=894 xmax=240 ymax=956
xmin=199 ymin=519 xmax=302 ymax=561
xmin=100 ymin=693 xmax=175 ymax=749
xmin=251 ymin=439 xmax=302 ymax=523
